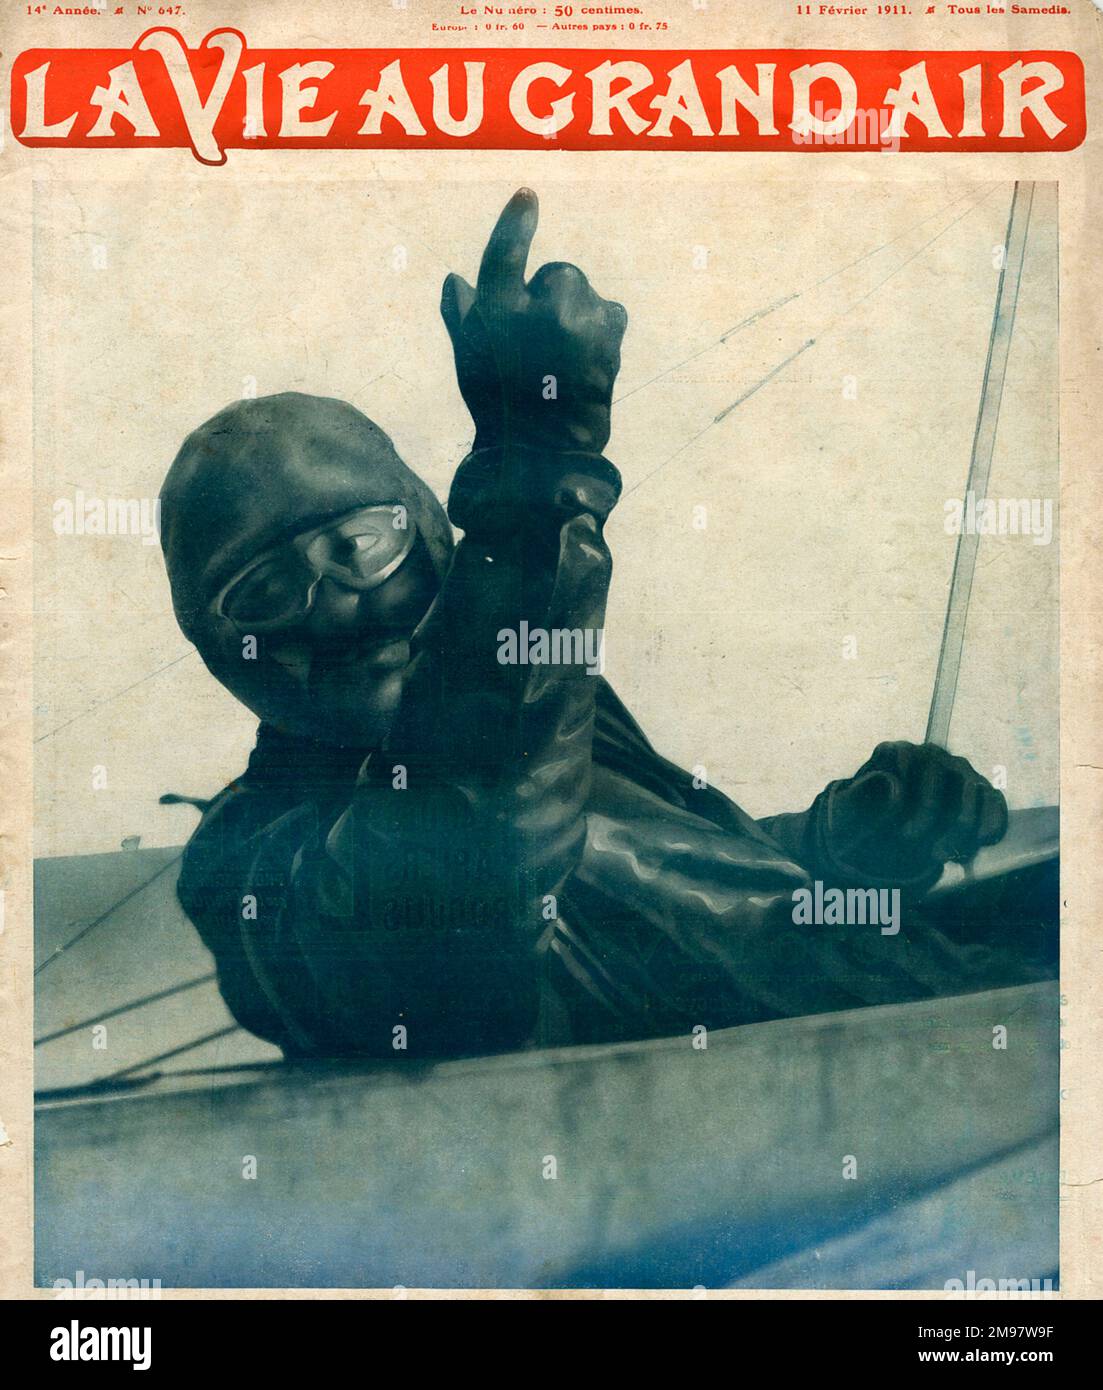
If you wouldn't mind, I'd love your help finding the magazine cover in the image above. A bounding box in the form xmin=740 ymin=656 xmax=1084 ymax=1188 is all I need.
xmin=1 ymin=0 xmax=1100 ymax=1336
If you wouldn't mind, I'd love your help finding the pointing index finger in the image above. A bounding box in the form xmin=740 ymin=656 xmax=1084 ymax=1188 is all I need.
xmin=477 ymin=188 xmax=539 ymax=299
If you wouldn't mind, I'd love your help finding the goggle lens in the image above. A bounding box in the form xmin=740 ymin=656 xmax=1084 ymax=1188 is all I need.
xmin=216 ymin=507 xmax=419 ymax=631
xmin=221 ymin=556 xmax=313 ymax=627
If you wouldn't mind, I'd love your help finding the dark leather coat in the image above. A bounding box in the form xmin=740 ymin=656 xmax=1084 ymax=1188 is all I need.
xmin=171 ymin=413 xmax=1052 ymax=1058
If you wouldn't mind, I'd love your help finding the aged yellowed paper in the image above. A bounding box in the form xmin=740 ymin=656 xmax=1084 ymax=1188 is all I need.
xmin=1 ymin=0 xmax=1100 ymax=1316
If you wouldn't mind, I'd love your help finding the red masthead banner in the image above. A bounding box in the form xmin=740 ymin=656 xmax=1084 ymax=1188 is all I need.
xmin=9 ymin=30 xmax=1086 ymax=164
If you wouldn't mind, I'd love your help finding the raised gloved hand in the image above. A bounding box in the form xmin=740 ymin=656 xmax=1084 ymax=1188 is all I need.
xmin=823 ymin=741 xmax=1008 ymax=887
xmin=440 ymin=187 xmax=627 ymax=456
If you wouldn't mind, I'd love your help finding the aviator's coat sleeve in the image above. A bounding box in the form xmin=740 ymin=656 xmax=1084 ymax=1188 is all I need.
xmin=178 ymin=445 xmax=625 ymax=1058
